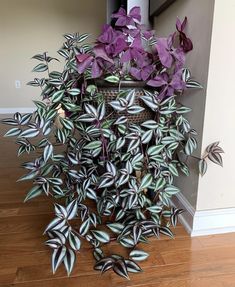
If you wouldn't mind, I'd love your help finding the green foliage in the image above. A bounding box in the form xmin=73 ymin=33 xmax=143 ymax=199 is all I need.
xmin=1 ymin=33 xmax=223 ymax=280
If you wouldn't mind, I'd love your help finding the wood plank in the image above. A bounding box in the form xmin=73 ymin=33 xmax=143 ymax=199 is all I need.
xmin=0 ymin=214 xmax=52 ymax=234
xmin=8 ymin=274 xmax=112 ymax=287
xmin=0 ymin=201 xmax=52 ymax=218
xmin=111 ymin=258 xmax=235 ymax=286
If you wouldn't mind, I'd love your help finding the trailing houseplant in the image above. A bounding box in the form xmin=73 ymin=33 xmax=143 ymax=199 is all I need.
xmin=2 ymin=7 xmax=224 ymax=279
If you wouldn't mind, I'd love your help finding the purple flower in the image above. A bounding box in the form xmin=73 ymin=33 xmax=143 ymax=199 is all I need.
xmin=112 ymin=7 xmax=141 ymax=27
xmin=147 ymin=70 xmax=185 ymax=99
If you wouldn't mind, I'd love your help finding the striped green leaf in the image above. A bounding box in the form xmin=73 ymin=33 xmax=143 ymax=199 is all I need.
xmin=84 ymin=141 xmax=102 ymax=150
xmin=24 ymin=185 xmax=42 ymax=202
xmin=43 ymin=144 xmax=53 ymax=163
xmin=199 ymin=159 xmax=207 ymax=176
xmin=51 ymin=90 xmax=65 ymax=103
xmin=91 ymin=230 xmax=110 ymax=243
xmin=139 ymin=173 xmax=153 ymax=190
xmin=52 ymin=246 xmax=66 ymax=274
xmin=32 ymin=63 xmax=48 ymax=72
xmin=147 ymin=145 xmax=164 ymax=156
xmin=64 ymin=248 xmax=76 ymax=276
xmin=129 ymin=250 xmax=149 ymax=261
xmin=105 ymin=75 xmax=119 ymax=83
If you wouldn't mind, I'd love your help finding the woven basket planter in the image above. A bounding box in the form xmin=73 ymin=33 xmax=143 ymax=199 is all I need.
xmin=96 ymin=80 xmax=153 ymax=124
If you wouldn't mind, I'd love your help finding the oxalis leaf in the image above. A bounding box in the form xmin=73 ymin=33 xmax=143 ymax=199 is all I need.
xmin=129 ymin=250 xmax=149 ymax=261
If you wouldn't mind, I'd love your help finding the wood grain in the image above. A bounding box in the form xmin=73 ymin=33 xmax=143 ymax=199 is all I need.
xmin=1 ymin=120 xmax=235 ymax=286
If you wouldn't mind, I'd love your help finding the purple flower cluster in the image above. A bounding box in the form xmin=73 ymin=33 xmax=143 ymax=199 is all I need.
xmin=76 ymin=6 xmax=193 ymax=99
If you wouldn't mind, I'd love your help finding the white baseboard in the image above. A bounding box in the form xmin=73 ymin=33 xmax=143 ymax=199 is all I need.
xmin=0 ymin=108 xmax=35 ymax=114
xmin=192 ymin=208 xmax=235 ymax=236
xmin=172 ymin=192 xmax=235 ymax=237
xmin=172 ymin=191 xmax=195 ymax=235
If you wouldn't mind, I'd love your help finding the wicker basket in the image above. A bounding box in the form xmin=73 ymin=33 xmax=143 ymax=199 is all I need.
xmin=96 ymin=80 xmax=153 ymax=124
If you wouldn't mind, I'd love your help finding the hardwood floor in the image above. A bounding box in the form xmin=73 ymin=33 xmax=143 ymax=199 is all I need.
xmin=1 ymin=118 xmax=235 ymax=286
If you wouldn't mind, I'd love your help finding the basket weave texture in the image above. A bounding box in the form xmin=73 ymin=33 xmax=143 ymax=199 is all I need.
xmin=97 ymin=81 xmax=154 ymax=124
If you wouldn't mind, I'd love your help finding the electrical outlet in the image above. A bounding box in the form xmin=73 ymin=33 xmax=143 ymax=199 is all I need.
xmin=15 ymin=80 xmax=21 ymax=89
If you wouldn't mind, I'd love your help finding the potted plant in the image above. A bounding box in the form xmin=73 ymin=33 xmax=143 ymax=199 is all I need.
xmin=2 ymin=6 xmax=223 ymax=279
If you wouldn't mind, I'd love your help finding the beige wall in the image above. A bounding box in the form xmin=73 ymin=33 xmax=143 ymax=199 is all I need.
xmin=0 ymin=0 xmax=106 ymax=109
xmin=197 ymin=0 xmax=235 ymax=210
xmin=154 ymin=0 xmax=215 ymax=208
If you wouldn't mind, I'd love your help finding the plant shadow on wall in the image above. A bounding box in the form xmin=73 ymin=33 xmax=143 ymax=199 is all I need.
xmin=2 ymin=7 xmax=224 ymax=280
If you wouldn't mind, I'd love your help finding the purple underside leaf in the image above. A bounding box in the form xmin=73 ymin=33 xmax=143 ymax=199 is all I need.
xmin=179 ymin=33 xmax=193 ymax=52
